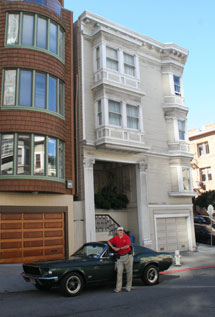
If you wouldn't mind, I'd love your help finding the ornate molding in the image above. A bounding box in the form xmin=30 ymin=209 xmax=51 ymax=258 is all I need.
xmin=83 ymin=157 xmax=95 ymax=168
xmin=138 ymin=159 xmax=148 ymax=172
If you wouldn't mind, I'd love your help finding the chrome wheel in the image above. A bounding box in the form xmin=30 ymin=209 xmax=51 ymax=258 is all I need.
xmin=60 ymin=273 xmax=83 ymax=296
xmin=143 ymin=265 xmax=159 ymax=285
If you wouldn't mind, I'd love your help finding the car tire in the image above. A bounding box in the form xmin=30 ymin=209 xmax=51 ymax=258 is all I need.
xmin=142 ymin=265 xmax=159 ymax=285
xmin=60 ymin=272 xmax=84 ymax=296
xmin=34 ymin=281 xmax=52 ymax=291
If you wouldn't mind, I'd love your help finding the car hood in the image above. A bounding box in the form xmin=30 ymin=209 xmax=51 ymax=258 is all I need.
xmin=23 ymin=256 xmax=91 ymax=268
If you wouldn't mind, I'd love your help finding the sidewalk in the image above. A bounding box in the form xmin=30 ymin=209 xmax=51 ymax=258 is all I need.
xmin=0 ymin=243 xmax=215 ymax=294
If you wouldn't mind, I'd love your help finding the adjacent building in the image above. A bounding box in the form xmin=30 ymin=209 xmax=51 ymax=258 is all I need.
xmin=74 ymin=11 xmax=196 ymax=252
xmin=0 ymin=0 xmax=75 ymax=263
xmin=189 ymin=123 xmax=215 ymax=193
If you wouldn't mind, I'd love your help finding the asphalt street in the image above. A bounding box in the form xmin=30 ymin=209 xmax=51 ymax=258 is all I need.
xmin=0 ymin=243 xmax=215 ymax=317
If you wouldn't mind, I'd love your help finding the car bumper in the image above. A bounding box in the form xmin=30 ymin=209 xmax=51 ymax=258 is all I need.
xmin=21 ymin=272 xmax=59 ymax=283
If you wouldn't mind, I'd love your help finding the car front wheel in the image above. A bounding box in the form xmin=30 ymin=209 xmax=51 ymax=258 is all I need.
xmin=142 ymin=265 xmax=159 ymax=285
xmin=60 ymin=272 xmax=84 ymax=296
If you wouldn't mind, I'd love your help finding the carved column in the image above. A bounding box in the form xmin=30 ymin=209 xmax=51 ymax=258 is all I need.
xmin=136 ymin=160 xmax=152 ymax=247
xmin=83 ymin=157 xmax=96 ymax=242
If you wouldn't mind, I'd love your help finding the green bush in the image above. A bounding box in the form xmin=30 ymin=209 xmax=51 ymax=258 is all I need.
xmin=194 ymin=190 xmax=215 ymax=209
xmin=95 ymin=184 xmax=129 ymax=210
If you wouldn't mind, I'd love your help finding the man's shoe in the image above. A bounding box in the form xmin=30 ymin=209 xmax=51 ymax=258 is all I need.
xmin=114 ymin=289 xmax=121 ymax=293
xmin=125 ymin=288 xmax=131 ymax=292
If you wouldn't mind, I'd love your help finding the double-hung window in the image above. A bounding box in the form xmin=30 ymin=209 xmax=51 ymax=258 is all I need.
xmin=106 ymin=47 xmax=118 ymax=71
xmin=174 ymin=75 xmax=181 ymax=95
xmin=200 ymin=168 xmax=212 ymax=182
xmin=108 ymin=100 xmax=121 ymax=126
xmin=178 ymin=120 xmax=185 ymax=140
xmin=198 ymin=142 xmax=209 ymax=156
xmin=127 ymin=104 xmax=138 ymax=129
xmin=124 ymin=53 xmax=135 ymax=76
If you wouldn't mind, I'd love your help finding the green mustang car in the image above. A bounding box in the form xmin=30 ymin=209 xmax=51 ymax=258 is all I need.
xmin=22 ymin=242 xmax=173 ymax=296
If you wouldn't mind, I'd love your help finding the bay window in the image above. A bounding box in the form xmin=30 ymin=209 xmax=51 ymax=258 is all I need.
xmin=2 ymin=69 xmax=65 ymax=116
xmin=178 ymin=120 xmax=186 ymax=140
xmin=6 ymin=12 xmax=65 ymax=60
xmin=182 ymin=167 xmax=191 ymax=191
xmin=174 ymin=75 xmax=181 ymax=95
xmin=0 ymin=133 xmax=65 ymax=180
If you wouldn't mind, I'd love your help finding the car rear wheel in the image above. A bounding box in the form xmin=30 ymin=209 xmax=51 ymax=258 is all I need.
xmin=60 ymin=272 xmax=84 ymax=296
xmin=142 ymin=265 xmax=159 ymax=285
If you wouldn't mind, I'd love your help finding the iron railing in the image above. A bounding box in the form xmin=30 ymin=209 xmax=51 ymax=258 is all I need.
xmin=95 ymin=214 xmax=121 ymax=237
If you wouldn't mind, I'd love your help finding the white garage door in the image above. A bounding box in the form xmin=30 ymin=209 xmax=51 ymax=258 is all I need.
xmin=156 ymin=217 xmax=189 ymax=252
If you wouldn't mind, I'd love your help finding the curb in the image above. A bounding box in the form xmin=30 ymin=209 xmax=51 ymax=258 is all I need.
xmin=161 ymin=264 xmax=215 ymax=275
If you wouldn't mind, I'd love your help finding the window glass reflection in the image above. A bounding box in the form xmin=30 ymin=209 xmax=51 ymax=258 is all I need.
xmin=19 ymin=70 xmax=32 ymax=106
xmin=35 ymin=72 xmax=46 ymax=108
xmin=50 ymin=22 xmax=57 ymax=54
xmin=48 ymin=138 xmax=56 ymax=177
xmin=3 ymin=70 xmax=16 ymax=106
xmin=59 ymin=140 xmax=64 ymax=179
xmin=7 ymin=14 xmax=19 ymax=44
xmin=34 ymin=136 xmax=45 ymax=175
xmin=49 ymin=76 xmax=57 ymax=112
xmin=22 ymin=15 xmax=34 ymax=46
xmin=17 ymin=135 xmax=31 ymax=175
xmin=0 ymin=134 xmax=14 ymax=175
xmin=37 ymin=17 xmax=47 ymax=49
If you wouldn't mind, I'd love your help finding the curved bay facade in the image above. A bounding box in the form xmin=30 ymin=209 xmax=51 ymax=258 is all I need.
xmin=0 ymin=0 xmax=75 ymax=264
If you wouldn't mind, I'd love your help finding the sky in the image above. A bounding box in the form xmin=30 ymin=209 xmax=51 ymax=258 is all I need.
xmin=64 ymin=0 xmax=215 ymax=131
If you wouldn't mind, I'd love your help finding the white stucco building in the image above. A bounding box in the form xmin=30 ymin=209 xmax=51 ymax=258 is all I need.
xmin=73 ymin=11 xmax=196 ymax=252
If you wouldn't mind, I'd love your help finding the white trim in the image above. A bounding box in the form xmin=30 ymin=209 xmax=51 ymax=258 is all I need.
xmin=81 ymin=30 xmax=86 ymax=140
xmin=154 ymin=212 xmax=193 ymax=251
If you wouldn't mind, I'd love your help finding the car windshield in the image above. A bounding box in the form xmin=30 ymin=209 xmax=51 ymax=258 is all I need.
xmin=73 ymin=244 xmax=105 ymax=258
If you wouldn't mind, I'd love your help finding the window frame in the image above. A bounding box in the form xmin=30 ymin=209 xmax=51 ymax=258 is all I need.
xmin=173 ymin=75 xmax=181 ymax=95
xmin=108 ymin=100 xmax=122 ymax=127
xmin=126 ymin=104 xmax=139 ymax=130
xmin=123 ymin=52 xmax=135 ymax=77
xmin=178 ymin=119 xmax=186 ymax=140
xmin=0 ymin=133 xmax=65 ymax=181
xmin=197 ymin=142 xmax=210 ymax=157
xmin=1 ymin=68 xmax=65 ymax=118
xmin=200 ymin=167 xmax=212 ymax=182
xmin=5 ymin=12 xmax=65 ymax=62
xmin=106 ymin=46 xmax=119 ymax=71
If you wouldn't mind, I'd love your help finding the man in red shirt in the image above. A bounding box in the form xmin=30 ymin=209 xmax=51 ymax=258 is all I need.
xmin=108 ymin=227 xmax=133 ymax=293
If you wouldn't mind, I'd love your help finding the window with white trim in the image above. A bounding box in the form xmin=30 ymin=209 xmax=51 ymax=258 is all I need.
xmin=198 ymin=142 xmax=209 ymax=156
xmin=174 ymin=75 xmax=181 ymax=95
xmin=200 ymin=168 xmax=212 ymax=182
xmin=124 ymin=52 xmax=135 ymax=76
xmin=126 ymin=104 xmax=139 ymax=129
xmin=108 ymin=100 xmax=121 ymax=126
xmin=106 ymin=47 xmax=118 ymax=71
xmin=182 ymin=167 xmax=191 ymax=191
xmin=97 ymin=100 xmax=102 ymax=125
xmin=178 ymin=120 xmax=185 ymax=140
xmin=96 ymin=46 xmax=100 ymax=70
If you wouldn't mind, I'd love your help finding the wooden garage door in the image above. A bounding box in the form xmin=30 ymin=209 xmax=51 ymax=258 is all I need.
xmin=156 ymin=217 xmax=189 ymax=252
xmin=0 ymin=212 xmax=65 ymax=264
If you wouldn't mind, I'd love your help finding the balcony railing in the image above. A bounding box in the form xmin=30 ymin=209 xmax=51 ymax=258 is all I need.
xmin=95 ymin=214 xmax=120 ymax=237
xmin=7 ymin=0 xmax=62 ymax=15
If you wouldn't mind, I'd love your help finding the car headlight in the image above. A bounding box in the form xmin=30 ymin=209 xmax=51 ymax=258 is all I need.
xmin=48 ymin=270 xmax=53 ymax=275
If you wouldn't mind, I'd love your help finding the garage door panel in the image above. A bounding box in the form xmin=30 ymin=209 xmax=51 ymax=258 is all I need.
xmin=0 ymin=211 xmax=65 ymax=264
xmin=23 ymin=213 xmax=43 ymax=220
xmin=157 ymin=217 xmax=189 ymax=252
xmin=1 ymin=213 xmax=22 ymax=220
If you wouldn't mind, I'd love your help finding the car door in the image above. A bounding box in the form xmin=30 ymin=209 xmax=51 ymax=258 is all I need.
xmin=83 ymin=250 xmax=116 ymax=283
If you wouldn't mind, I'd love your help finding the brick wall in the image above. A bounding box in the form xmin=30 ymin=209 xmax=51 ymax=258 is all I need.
xmin=0 ymin=0 xmax=74 ymax=194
